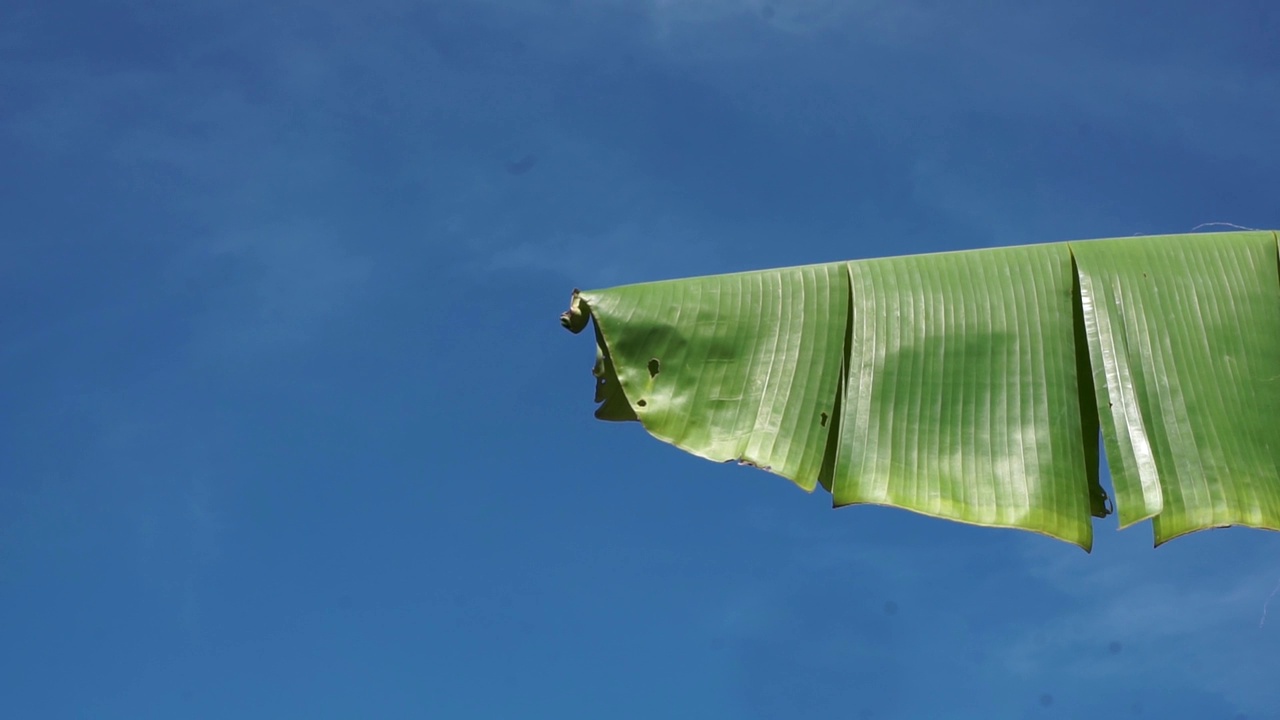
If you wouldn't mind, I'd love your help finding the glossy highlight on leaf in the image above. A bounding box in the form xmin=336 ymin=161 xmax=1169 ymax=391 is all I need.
xmin=562 ymin=231 xmax=1280 ymax=551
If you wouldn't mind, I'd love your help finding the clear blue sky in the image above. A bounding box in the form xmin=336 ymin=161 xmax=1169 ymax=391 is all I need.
xmin=3 ymin=1 xmax=1280 ymax=718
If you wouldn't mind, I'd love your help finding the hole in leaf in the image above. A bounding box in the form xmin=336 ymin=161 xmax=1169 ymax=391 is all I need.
xmin=637 ymin=399 xmax=647 ymax=407
xmin=648 ymin=358 xmax=660 ymax=378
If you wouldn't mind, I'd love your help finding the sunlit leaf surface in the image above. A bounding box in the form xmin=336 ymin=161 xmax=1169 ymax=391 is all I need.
xmin=563 ymin=231 xmax=1280 ymax=550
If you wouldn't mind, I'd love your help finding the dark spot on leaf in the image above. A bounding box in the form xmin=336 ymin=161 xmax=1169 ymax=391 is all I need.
xmin=883 ymin=600 xmax=898 ymax=615
xmin=820 ymin=411 xmax=829 ymax=426
xmin=506 ymin=154 xmax=537 ymax=175
xmin=1039 ymin=693 xmax=1053 ymax=707
xmin=648 ymin=358 xmax=661 ymax=377
xmin=1108 ymin=640 xmax=1122 ymax=654
xmin=637 ymin=399 xmax=647 ymax=407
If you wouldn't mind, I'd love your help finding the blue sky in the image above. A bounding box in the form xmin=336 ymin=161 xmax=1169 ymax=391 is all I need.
xmin=3 ymin=0 xmax=1280 ymax=717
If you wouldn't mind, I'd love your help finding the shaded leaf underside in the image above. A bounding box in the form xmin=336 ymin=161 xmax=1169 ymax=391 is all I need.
xmin=562 ymin=231 xmax=1280 ymax=550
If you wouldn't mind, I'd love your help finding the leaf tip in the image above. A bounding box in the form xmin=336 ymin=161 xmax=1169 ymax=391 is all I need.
xmin=560 ymin=289 xmax=590 ymax=334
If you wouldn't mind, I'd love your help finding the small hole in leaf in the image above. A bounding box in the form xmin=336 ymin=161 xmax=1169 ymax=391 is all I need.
xmin=820 ymin=412 xmax=829 ymax=426
xmin=648 ymin=358 xmax=661 ymax=378
xmin=637 ymin=399 xmax=647 ymax=407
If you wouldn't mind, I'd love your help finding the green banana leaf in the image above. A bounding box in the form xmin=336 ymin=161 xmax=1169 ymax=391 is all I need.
xmin=561 ymin=231 xmax=1280 ymax=551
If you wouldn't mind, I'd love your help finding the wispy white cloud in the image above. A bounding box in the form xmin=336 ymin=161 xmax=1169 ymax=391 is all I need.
xmin=169 ymin=224 xmax=374 ymax=361
xmin=613 ymin=0 xmax=1279 ymax=241
xmin=1004 ymin=530 xmax=1280 ymax=714
xmin=711 ymin=490 xmax=1280 ymax=716
xmin=3 ymin=9 xmax=388 ymax=358
xmin=645 ymin=0 xmax=929 ymax=45
xmin=0 ymin=6 xmax=390 ymax=620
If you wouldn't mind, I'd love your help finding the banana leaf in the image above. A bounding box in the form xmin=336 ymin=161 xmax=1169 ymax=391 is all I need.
xmin=561 ymin=231 xmax=1280 ymax=550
